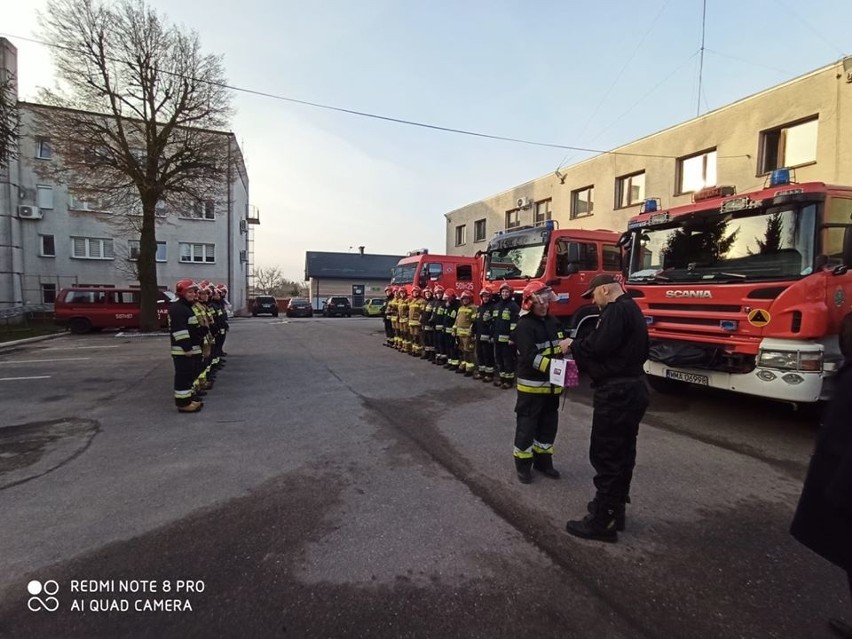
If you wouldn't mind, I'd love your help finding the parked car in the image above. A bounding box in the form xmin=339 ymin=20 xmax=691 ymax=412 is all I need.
xmin=322 ymin=296 xmax=352 ymax=317
xmin=286 ymin=297 xmax=313 ymax=318
xmin=54 ymin=287 xmax=174 ymax=334
xmin=251 ymin=295 xmax=279 ymax=317
xmin=362 ymin=298 xmax=385 ymax=317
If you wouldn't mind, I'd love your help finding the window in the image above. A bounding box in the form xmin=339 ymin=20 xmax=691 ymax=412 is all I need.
xmin=571 ymin=186 xmax=594 ymax=219
xmin=759 ymin=118 xmax=818 ymax=174
xmin=602 ymin=245 xmax=622 ymax=272
xmin=534 ymin=199 xmax=552 ymax=223
xmin=128 ymin=240 xmax=167 ymax=262
xmin=40 ymin=234 xmax=56 ymax=257
xmin=677 ymin=149 xmax=716 ymax=194
xmin=184 ymin=200 xmax=215 ymax=220
xmin=68 ymin=194 xmax=108 ymax=212
xmin=456 ymin=265 xmax=473 ymax=281
xmin=419 ymin=263 xmax=443 ymax=287
xmin=554 ymin=240 xmax=599 ymax=274
xmin=37 ymin=185 xmax=54 ymax=210
xmin=822 ymin=198 xmax=852 ymax=269
xmin=616 ymin=172 xmax=645 ymax=208
xmin=179 ymin=242 xmax=215 ymax=263
xmin=66 ymin=290 xmax=107 ymax=303
xmin=36 ymin=139 xmax=53 ymax=160
xmin=41 ymin=283 xmax=57 ymax=304
xmin=71 ymin=236 xmax=115 ymax=260
xmin=505 ymin=209 xmax=520 ymax=229
xmin=474 ymin=218 xmax=487 ymax=243
xmin=454 ymin=224 xmax=466 ymax=246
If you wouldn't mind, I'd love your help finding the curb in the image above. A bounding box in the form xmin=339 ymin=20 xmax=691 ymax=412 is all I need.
xmin=0 ymin=332 xmax=68 ymax=351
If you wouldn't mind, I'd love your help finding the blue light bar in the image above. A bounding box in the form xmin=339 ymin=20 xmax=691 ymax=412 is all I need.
xmin=642 ymin=199 xmax=658 ymax=213
xmin=769 ymin=168 xmax=791 ymax=186
xmin=544 ymin=219 xmax=555 ymax=231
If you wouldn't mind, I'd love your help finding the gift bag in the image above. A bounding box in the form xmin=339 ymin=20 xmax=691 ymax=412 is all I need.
xmin=563 ymin=358 xmax=580 ymax=388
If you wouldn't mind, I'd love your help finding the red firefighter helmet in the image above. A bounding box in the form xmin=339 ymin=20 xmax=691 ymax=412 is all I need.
xmin=175 ymin=279 xmax=198 ymax=297
xmin=444 ymin=288 xmax=457 ymax=299
xmin=480 ymin=284 xmax=495 ymax=296
xmin=433 ymin=285 xmax=445 ymax=295
xmin=521 ymin=282 xmax=555 ymax=311
xmin=460 ymin=290 xmax=473 ymax=300
xmin=385 ymin=285 xmax=393 ymax=294
xmin=423 ymin=287 xmax=433 ymax=296
xmin=411 ymin=286 xmax=422 ymax=296
xmin=216 ymin=283 xmax=228 ymax=295
xmin=499 ymin=282 xmax=513 ymax=292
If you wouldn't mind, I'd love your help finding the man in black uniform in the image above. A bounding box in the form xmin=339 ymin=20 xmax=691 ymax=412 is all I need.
xmin=564 ymin=273 xmax=649 ymax=542
xmin=169 ymin=279 xmax=204 ymax=413
xmin=512 ymin=282 xmax=572 ymax=484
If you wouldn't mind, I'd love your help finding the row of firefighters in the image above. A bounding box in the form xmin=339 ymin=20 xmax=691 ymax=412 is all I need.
xmin=167 ymin=279 xmax=230 ymax=413
xmin=383 ymin=283 xmax=521 ymax=389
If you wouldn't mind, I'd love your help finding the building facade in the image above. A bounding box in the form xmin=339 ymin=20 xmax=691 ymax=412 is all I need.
xmin=305 ymin=250 xmax=403 ymax=310
xmin=0 ymin=38 xmax=254 ymax=313
xmin=445 ymin=56 xmax=852 ymax=254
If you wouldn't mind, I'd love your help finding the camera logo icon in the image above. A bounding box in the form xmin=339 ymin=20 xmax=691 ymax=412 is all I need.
xmin=27 ymin=580 xmax=59 ymax=612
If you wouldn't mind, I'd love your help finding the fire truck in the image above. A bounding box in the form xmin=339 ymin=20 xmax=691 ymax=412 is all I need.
xmin=390 ymin=250 xmax=482 ymax=300
xmin=480 ymin=221 xmax=621 ymax=337
xmin=622 ymin=169 xmax=852 ymax=403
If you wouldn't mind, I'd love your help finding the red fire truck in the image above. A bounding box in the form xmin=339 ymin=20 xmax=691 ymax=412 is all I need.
xmin=480 ymin=221 xmax=621 ymax=337
xmin=622 ymin=170 xmax=852 ymax=403
xmin=390 ymin=250 xmax=482 ymax=301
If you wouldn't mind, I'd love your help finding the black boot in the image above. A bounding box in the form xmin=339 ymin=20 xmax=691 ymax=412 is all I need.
xmin=566 ymin=501 xmax=618 ymax=542
xmin=533 ymin=452 xmax=560 ymax=479
xmin=587 ymin=500 xmax=626 ymax=531
xmin=829 ymin=618 xmax=852 ymax=638
xmin=514 ymin=458 xmax=533 ymax=484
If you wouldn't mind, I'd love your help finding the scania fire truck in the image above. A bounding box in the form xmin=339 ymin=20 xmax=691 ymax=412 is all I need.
xmin=480 ymin=221 xmax=621 ymax=337
xmin=390 ymin=250 xmax=482 ymax=301
xmin=622 ymin=170 xmax=852 ymax=403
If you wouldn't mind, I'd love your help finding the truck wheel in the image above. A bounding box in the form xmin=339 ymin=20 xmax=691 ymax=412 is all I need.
xmin=68 ymin=317 xmax=92 ymax=334
xmin=647 ymin=375 xmax=686 ymax=394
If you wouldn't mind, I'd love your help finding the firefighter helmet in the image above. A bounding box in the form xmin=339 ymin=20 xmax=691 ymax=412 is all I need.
xmin=444 ymin=288 xmax=457 ymax=299
xmin=480 ymin=284 xmax=495 ymax=296
xmin=175 ymin=279 xmax=199 ymax=297
xmin=423 ymin=287 xmax=433 ymax=296
xmin=499 ymin=282 xmax=513 ymax=293
xmin=434 ymin=285 xmax=445 ymax=294
xmin=521 ymin=282 xmax=555 ymax=311
xmin=460 ymin=290 xmax=473 ymax=300
xmin=411 ymin=286 xmax=422 ymax=296
xmin=385 ymin=285 xmax=393 ymax=294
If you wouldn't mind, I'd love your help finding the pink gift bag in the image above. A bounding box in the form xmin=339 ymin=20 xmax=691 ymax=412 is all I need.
xmin=563 ymin=358 xmax=580 ymax=388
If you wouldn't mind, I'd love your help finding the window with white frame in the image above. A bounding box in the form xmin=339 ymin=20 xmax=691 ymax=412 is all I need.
xmin=41 ymin=283 xmax=57 ymax=304
xmin=505 ymin=209 xmax=520 ymax=229
xmin=179 ymin=242 xmax=215 ymax=263
xmin=68 ymin=194 xmax=108 ymax=212
xmin=36 ymin=139 xmax=53 ymax=160
xmin=474 ymin=218 xmax=487 ymax=242
xmin=454 ymin=224 xmax=466 ymax=246
xmin=570 ymin=186 xmax=594 ymax=219
xmin=40 ymin=234 xmax=56 ymax=257
xmin=37 ymin=185 xmax=54 ymax=210
xmin=759 ymin=117 xmax=818 ymax=174
xmin=677 ymin=149 xmax=717 ymax=194
xmin=615 ymin=172 xmax=645 ymax=208
xmin=534 ymin=199 xmax=552 ymax=223
xmin=128 ymin=240 xmax=167 ymax=262
xmin=71 ymin=236 xmax=115 ymax=260
xmin=183 ymin=200 xmax=215 ymax=220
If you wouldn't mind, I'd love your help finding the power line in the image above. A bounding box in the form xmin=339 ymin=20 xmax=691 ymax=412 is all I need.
xmin=0 ymin=31 xmax=694 ymax=161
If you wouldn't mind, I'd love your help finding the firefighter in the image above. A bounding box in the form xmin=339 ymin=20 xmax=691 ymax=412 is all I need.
xmin=420 ymin=287 xmax=436 ymax=359
xmin=431 ymin=286 xmax=446 ymax=364
xmin=387 ymin=287 xmax=400 ymax=349
xmin=194 ymin=282 xmax=216 ymax=393
xmin=214 ymin=283 xmax=229 ymax=360
xmin=397 ymin=288 xmax=410 ymax=352
xmin=407 ymin=286 xmax=426 ymax=357
xmin=383 ymin=286 xmax=395 ymax=347
xmin=512 ymin=282 xmax=568 ymax=484
xmin=442 ymin=289 xmax=460 ymax=370
xmin=454 ymin=290 xmax=477 ymax=376
xmin=209 ymin=284 xmax=227 ymax=371
xmin=169 ymin=279 xmax=203 ymax=413
xmin=473 ymin=285 xmax=497 ymax=382
xmin=493 ymin=282 xmax=519 ymax=389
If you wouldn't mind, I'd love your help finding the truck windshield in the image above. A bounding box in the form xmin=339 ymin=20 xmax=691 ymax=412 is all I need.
xmin=390 ymin=264 xmax=416 ymax=285
xmin=629 ymin=204 xmax=816 ymax=282
xmin=486 ymin=243 xmax=548 ymax=280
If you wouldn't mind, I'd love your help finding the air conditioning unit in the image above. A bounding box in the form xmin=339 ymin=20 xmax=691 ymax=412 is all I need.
xmin=516 ymin=197 xmax=532 ymax=209
xmin=17 ymin=205 xmax=42 ymax=219
xmin=239 ymin=219 xmax=248 ymax=234
xmin=239 ymin=250 xmax=248 ymax=263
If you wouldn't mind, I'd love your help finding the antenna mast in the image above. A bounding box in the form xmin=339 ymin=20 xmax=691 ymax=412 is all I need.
xmin=697 ymin=0 xmax=707 ymax=116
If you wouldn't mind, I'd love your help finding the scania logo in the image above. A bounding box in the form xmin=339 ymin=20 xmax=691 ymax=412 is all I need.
xmin=665 ymin=290 xmax=712 ymax=298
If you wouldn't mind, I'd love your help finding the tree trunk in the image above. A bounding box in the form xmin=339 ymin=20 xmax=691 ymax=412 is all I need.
xmin=138 ymin=197 xmax=160 ymax=332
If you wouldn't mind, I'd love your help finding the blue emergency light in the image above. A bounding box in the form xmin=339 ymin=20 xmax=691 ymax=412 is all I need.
xmin=642 ymin=199 xmax=658 ymax=213
xmin=544 ymin=219 xmax=555 ymax=231
xmin=769 ymin=168 xmax=791 ymax=186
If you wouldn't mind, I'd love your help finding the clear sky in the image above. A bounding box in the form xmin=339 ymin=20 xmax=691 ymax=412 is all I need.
xmin=3 ymin=0 xmax=850 ymax=281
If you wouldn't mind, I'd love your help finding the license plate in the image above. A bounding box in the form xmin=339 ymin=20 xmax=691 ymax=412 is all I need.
xmin=665 ymin=370 xmax=709 ymax=385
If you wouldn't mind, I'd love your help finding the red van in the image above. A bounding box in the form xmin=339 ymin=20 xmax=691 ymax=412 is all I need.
xmin=54 ymin=287 xmax=175 ymax=334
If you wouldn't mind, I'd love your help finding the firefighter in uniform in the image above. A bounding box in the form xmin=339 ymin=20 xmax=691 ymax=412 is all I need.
xmin=453 ymin=290 xmax=477 ymax=376
xmin=443 ymin=289 xmax=460 ymax=370
xmin=420 ymin=288 xmax=436 ymax=360
xmin=213 ymin=283 xmax=229 ymax=364
xmin=407 ymin=286 xmax=426 ymax=357
xmin=383 ymin=286 xmax=395 ymax=347
xmin=493 ymin=282 xmax=520 ymax=389
xmin=193 ymin=282 xmax=215 ymax=394
xmin=512 ymin=282 xmax=568 ymax=484
xmin=397 ymin=288 xmax=410 ymax=352
xmin=431 ymin=286 xmax=446 ymax=364
xmin=169 ymin=279 xmax=203 ymax=412
xmin=473 ymin=285 xmax=497 ymax=382
xmin=387 ymin=288 xmax=400 ymax=349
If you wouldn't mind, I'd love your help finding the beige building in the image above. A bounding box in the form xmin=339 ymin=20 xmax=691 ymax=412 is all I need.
xmin=445 ymin=56 xmax=852 ymax=254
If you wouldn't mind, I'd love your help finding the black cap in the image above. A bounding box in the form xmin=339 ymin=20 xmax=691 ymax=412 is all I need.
xmin=581 ymin=273 xmax=618 ymax=299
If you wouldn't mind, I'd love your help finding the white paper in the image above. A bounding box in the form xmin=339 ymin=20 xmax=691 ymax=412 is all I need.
xmin=549 ymin=360 xmax=566 ymax=387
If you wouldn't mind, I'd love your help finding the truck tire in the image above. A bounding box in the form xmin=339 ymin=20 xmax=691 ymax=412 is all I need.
xmin=646 ymin=375 xmax=686 ymax=394
xmin=68 ymin=317 xmax=92 ymax=334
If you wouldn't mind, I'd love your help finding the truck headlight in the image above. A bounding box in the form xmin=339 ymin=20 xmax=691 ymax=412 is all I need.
xmin=758 ymin=350 xmax=798 ymax=370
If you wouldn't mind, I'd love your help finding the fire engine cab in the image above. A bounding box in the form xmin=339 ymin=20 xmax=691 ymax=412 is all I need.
xmin=481 ymin=221 xmax=621 ymax=337
xmin=390 ymin=249 xmax=482 ymax=301
xmin=622 ymin=169 xmax=852 ymax=403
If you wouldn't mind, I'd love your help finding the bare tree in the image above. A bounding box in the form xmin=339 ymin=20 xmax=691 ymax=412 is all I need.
xmin=252 ymin=267 xmax=307 ymax=298
xmin=0 ymin=72 xmax=19 ymax=169
xmin=35 ymin=0 xmax=234 ymax=330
